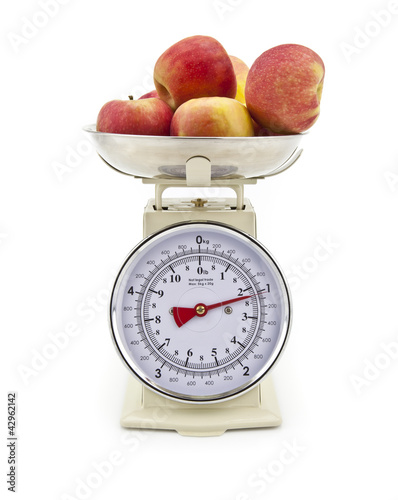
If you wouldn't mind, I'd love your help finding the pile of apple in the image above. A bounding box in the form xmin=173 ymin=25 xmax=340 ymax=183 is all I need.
xmin=96 ymin=35 xmax=325 ymax=137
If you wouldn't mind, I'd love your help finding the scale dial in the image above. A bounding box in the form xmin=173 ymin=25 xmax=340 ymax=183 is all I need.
xmin=110 ymin=221 xmax=291 ymax=403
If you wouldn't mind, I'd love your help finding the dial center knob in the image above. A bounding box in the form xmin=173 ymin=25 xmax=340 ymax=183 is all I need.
xmin=195 ymin=304 xmax=206 ymax=316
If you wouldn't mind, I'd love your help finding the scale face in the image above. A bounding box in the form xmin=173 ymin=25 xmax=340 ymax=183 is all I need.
xmin=110 ymin=221 xmax=291 ymax=403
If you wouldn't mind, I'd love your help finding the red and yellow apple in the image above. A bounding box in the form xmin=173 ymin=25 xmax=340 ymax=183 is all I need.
xmin=170 ymin=97 xmax=254 ymax=137
xmin=229 ymin=55 xmax=250 ymax=105
xmin=154 ymin=35 xmax=237 ymax=110
xmin=245 ymin=44 xmax=325 ymax=134
xmin=139 ymin=90 xmax=159 ymax=99
xmin=96 ymin=97 xmax=173 ymax=135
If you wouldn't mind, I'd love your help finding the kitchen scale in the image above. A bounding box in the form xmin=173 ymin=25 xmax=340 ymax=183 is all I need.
xmin=84 ymin=125 xmax=303 ymax=436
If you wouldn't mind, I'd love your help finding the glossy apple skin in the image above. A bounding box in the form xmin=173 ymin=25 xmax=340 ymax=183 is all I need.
xmin=154 ymin=35 xmax=237 ymax=110
xmin=245 ymin=44 xmax=325 ymax=134
xmin=170 ymin=97 xmax=254 ymax=137
xmin=139 ymin=90 xmax=159 ymax=99
xmin=229 ymin=55 xmax=250 ymax=105
xmin=96 ymin=98 xmax=173 ymax=135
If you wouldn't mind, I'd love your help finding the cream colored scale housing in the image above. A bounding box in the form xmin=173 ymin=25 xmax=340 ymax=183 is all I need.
xmin=120 ymin=159 xmax=283 ymax=436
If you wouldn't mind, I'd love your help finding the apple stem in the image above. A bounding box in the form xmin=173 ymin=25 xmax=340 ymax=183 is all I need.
xmin=128 ymin=95 xmax=134 ymax=100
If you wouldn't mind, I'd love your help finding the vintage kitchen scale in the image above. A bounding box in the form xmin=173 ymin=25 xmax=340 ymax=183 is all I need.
xmin=84 ymin=125 xmax=303 ymax=436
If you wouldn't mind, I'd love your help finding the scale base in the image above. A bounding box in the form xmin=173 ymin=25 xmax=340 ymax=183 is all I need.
xmin=120 ymin=377 xmax=282 ymax=436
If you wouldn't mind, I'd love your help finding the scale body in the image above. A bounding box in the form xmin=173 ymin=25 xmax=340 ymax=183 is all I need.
xmin=84 ymin=126 xmax=303 ymax=436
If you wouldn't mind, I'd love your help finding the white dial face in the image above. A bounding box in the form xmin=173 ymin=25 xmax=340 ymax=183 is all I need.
xmin=110 ymin=222 xmax=291 ymax=403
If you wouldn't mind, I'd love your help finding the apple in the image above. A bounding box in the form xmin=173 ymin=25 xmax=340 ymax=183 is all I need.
xmin=96 ymin=96 xmax=173 ymax=135
xmin=170 ymin=97 xmax=254 ymax=137
xmin=139 ymin=90 xmax=159 ymax=99
xmin=245 ymin=44 xmax=325 ymax=134
xmin=154 ymin=35 xmax=237 ymax=110
xmin=229 ymin=55 xmax=250 ymax=105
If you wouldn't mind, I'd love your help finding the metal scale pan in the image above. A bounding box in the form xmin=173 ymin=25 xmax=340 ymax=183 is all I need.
xmin=83 ymin=124 xmax=304 ymax=180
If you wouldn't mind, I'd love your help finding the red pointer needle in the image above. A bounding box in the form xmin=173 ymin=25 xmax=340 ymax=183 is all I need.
xmin=172 ymin=292 xmax=266 ymax=328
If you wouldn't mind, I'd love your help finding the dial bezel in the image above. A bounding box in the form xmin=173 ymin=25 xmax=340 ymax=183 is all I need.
xmin=109 ymin=220 xmax=292 ymax=404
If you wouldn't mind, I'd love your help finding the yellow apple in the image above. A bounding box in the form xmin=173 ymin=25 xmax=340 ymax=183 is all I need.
xmin=229 ymin=55 xmax=250 ymax=105
xmin=170 ymin=97 xmax=254 ymax=137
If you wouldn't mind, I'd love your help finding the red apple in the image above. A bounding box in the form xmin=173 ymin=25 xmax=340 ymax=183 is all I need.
xmin=139 ymin=90 xmax=159 ymax=99
xmin=170 ymin=97 xmax=254 ymax=137
xmin=245 ymin=44 xmax=325 ymax=134
xmin=154 ymin=35 xmax=237 ymax=110
xmin=229 ymin=55 xmax=250 ymax=105
xmin=96 ymin=97 xmax=173 ymax=135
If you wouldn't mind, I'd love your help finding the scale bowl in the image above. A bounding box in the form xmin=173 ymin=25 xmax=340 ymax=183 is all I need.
xmin=83 ymin=124 xmax=304 ymax=179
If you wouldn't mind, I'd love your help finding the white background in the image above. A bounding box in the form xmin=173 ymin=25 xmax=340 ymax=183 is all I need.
xmin=1 ymin=0 xmax=398 ymax=499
